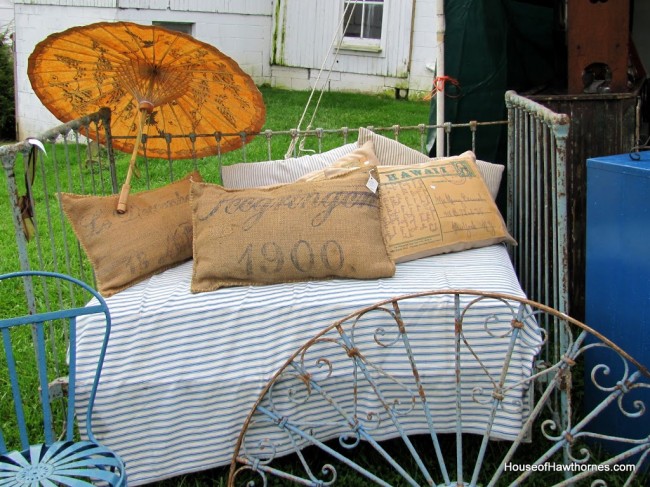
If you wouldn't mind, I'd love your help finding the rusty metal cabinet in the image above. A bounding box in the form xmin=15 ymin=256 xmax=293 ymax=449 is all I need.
xmin=531 ymin=81 xmax=645 ymax=320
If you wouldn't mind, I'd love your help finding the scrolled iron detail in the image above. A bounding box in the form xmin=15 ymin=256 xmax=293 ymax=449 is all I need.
xmin=586 ymin=344 xmax=631 ymax=393
xmin=230 ymin=464 xmax=267 ymax=487
xmin=565 ymin=443 xmax=592 ymax=464
xmin=349 ymin=306 xmax=402 ymax=349
xmin=339 ymin=430 xmax=361 ymax=449
xmin=362 ymin=410 xmax=383 ymax=431
xmin=540 ymin=418 xmax=563 ymax=442
xmin=500 ymin=397 xmax=524 ymax=415
xmin=517 ymin=311 xmax=550 ymax=350
xmin=472 ymin=386 xmax=524 ymax=415
xmin=316 ymin=464 xmax=337 ymax=486
xmin=314 ymin=356 xmax=334 ymax=378
xmin=229 ymin=291 xmax=650 ymax=486
xmin=241 ymin=436 xmax=277 ymax=466
xmin=267 ymin=372 xmax=312 ymax=411
xmin=298 ymin=338 xmax=339 ymax=381
xmin=482 ymin=312 xmax=516 ymax=339
xmin=372 ymin=325 xmax=402 ymax=348
xmin=388 ymin=395 xmax=417 ymax=417
xmin=616 ymin=383 xmax=648 ymax=419
xmin=472 ymin=386 xmax=493 ymax=405
xmin=461 ymin=295 xmax=517 ymax=338
xmin=267 ymin=338 xmax=344 ymax=411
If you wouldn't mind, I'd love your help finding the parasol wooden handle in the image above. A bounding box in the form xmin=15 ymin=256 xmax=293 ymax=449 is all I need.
xmin=116 ymin=108 xmax=148 ymax=214
xmin=116 ymin=151 xmax=138 ymax=213
xmin=116 ymin=183 xmax=132 ymax=214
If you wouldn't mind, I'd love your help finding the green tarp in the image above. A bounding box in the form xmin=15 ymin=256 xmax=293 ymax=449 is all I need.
xmin=428 ymin=0 xmax=558 ymax=167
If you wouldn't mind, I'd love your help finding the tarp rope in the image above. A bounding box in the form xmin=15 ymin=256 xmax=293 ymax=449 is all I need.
xmin=424 ymin=75 xmax=462 ymax=101
xmin=284 ymin=2 xmax=355 ymax=159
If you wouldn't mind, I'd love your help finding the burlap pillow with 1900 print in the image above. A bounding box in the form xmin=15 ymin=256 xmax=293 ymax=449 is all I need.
xmin=190 ymin=170 xmax=395 ymax=292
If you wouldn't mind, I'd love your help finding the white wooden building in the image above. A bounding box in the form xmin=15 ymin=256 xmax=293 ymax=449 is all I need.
xmin=10 ymin=0 xmax=438 ymax=139
xmin=0 ymin=0 xmax=13 ymax=40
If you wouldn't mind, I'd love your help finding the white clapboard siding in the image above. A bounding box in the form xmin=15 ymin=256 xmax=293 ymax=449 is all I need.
xmin=14 ymin=0 xmax=272 ymax=14
xmin=122 ymin=0 xmax=272 ymax=14
xmin=273 ymin=0 xmax=412 ymax=78
xmin=0 ymin=0 xmax=14 ymax=35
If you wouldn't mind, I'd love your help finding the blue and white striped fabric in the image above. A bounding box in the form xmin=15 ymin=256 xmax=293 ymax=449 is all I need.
xmin=74 ymin=244 xmax=538 ymax=485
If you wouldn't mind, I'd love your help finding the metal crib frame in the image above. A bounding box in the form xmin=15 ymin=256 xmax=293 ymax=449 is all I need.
xmin=0 ymin=91 xmax=618 ymax=484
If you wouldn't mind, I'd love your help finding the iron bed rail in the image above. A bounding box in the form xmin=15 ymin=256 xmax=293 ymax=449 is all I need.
xmin=0 ymin=90 xmax=585 ymax=483
xmin=1 ymin=91 xmax=568 ymax=315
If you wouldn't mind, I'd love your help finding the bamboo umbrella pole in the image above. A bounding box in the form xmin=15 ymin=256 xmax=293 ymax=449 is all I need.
xmin=116 ymin=102 xmax=152 ymax=214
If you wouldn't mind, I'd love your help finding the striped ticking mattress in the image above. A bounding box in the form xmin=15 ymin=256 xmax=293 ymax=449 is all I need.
xmin=74 ymin=244 xmax=541 ymax=485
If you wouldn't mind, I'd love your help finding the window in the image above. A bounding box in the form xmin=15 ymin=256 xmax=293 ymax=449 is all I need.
xmin=152 ymin=22 xmax=194 ymax=36
xmin=342 ymin=0 xmax=384 ymax=51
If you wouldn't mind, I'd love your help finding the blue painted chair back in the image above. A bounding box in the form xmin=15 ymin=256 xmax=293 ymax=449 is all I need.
xmin=0 ymin=271 xmax=111 ymax=453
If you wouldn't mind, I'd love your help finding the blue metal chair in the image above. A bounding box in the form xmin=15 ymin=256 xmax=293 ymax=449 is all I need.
xmin=0 ymin=271 xmax=126 ymax=486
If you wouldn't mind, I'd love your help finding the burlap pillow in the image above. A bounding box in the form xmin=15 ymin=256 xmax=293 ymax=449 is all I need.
xmin=358 ymin=127 xmax=504 ymax=200
xmin=378 ymin=153 xmax=515 ymax=263
xmin=59 ymin=172 xmax=202 ymax=296
xmin=190 ymin=170 xmax=395 ymax=292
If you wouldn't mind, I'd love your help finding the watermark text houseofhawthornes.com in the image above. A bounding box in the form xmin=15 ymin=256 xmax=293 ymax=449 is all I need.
xmin=504 ymin=462 xmax=636 ymax=473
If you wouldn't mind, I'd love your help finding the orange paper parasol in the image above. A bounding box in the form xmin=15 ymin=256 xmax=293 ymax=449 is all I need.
xmin=28 ymin=21 xmax=266 ymax=212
